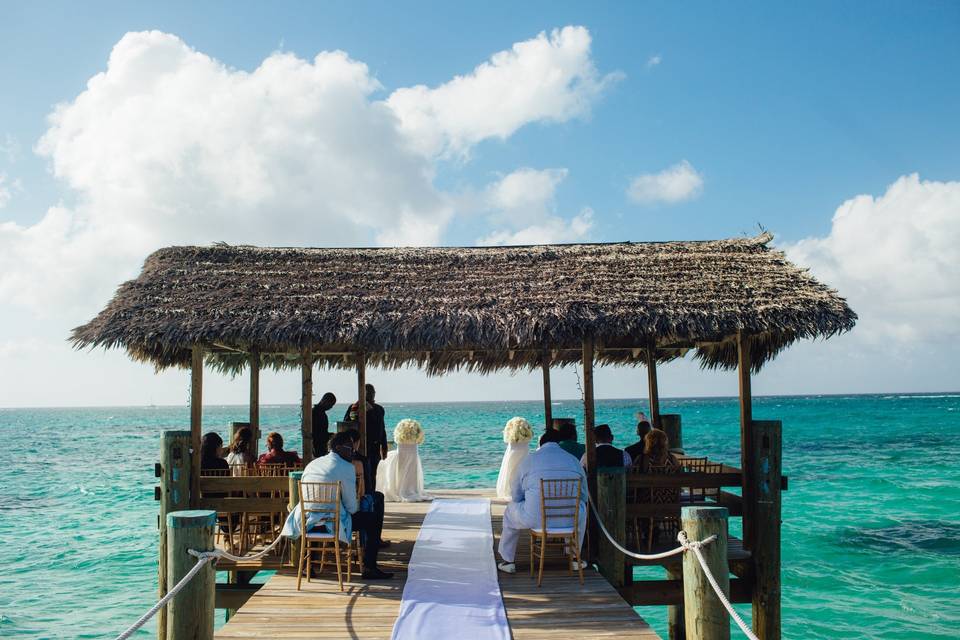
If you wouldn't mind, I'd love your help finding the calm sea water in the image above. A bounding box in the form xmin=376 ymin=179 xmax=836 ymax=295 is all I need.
xmin=1 ymin=394 xmax=958 ymax=639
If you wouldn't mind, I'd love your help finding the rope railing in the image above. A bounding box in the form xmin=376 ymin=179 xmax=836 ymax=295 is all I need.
xmin=586 ymin=494 xmax=759 ymax=640
xmin=112 ymin=534 xmax=287 ymax=640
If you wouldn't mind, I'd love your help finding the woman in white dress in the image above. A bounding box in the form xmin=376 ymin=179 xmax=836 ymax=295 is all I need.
xmin=377 ymin=419 xmax=432 ymax=502
xmin=496 ymin=417 xmax=533 ymax=499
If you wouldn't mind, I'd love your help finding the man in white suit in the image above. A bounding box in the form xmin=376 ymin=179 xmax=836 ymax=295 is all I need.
xmin=497 ymin=430 xmax=588 ymax=573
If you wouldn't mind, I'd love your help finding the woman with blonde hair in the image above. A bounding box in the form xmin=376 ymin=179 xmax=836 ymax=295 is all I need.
xmin=641 ymin=428 xmax=680 ymax=472
xmin=226 ymin=426 xmax=256 ymax=471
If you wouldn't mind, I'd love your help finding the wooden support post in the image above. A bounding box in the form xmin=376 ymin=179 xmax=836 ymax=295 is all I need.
xmin=582 ymin=337 xmax=597 ymax=560
xmin=167 ymin=510 xmax=216 ymax=640
xmin=751 ymin=420 xmax=782 ymax=640
xmin=645 ymin=340 xmax=661 ymax=429
xmin=358 ymin=354 xmax=367 ymax=455
xmin=249 ymin=349 xmax=260 ymax=453
xmin=288 ymin=471 xmax=304 ymax=566
xmin=667 ymin=564 xmax=686 ymax=640
xmin=737 ymin=330 xmax=755 ymax=550
xmin=542 ymin=353 xmax=553 ymax=429
xmin=596 ymin=467 xmax=626 ymax=587
xmin=190 ymin=346 xmax=203 ymax=508
xmin=158 ymin=430 xmax=192 ymax=640
xmin=301 ymin=355 xmax=313 ymax=463
xmin=682 ymin=506 xmax=730 ymax=640
xmin=661 ymin=414 xmax=683 ymax=452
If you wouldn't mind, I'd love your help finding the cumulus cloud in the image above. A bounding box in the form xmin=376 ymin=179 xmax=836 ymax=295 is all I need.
xmin=627 ymin=160 xmax=703 ymax=205
xmin=0 ymin=173 xmax=20 ymax=208
xmin=785 ymin=174 xmax=960 ymax=344
xmin=387 ymin=26 xmax=623 ymax=158
xmin=0 ymin=27 xmax=615 ymax=315
xmin=477 ymin=167 xmax=593 ymax=245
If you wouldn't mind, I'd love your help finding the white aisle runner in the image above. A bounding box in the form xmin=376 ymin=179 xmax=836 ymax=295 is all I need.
xmin=391 ymin=498 xmax=510 ymax=640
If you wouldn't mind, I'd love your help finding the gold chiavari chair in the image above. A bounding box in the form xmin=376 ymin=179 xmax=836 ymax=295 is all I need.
xmin=296 ymin=481 xmax=356 ymax=591
xmin=530 ymin=478 xmax=584 ymax=587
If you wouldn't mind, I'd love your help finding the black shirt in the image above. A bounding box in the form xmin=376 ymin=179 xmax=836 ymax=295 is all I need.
xmin=344 ymin=402 xmax=388 ymax=460
xmin=625 ymin=441 xmax=645 ymax=468
xmin=311 ymin=404 xmax=330 ymax=458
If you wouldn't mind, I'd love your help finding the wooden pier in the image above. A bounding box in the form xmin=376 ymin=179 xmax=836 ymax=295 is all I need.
xmin=215 ymin=489 xmax=660 ymax=640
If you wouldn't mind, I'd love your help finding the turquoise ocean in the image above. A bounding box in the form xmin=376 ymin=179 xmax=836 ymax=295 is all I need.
xmin=1 ymin=394 xmax=958 ymax=639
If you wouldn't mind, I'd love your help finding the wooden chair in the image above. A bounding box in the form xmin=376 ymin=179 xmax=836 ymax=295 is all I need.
xmin=645 ymin=462 xmax=681 ymax=551
xmin=529 ymin=478 xmax=584 ymax=587
xmin=199 ymin=467 xmax=238 ymax=553
xmin=626 ymin=460 xmax=647 ymax=550
xmin=296 ymin=480 xmax=354 ymax=591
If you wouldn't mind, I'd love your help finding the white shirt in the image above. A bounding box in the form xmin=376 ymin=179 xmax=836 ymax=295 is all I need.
xmin=281 ymin=452 xmax=356 ymax=542
xmin=510 ymin=442 xmax=588 ymax=527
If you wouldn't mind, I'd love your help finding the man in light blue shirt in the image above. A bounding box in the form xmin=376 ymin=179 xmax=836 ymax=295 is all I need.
xmin=283 ymin=432 xmax=392 ymax=579
xmin=497 ymin=430 xmax=588 ymax=573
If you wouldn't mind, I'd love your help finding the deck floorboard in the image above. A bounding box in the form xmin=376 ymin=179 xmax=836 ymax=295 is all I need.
xmin=215 ymin=489 xmax=660 ymax=640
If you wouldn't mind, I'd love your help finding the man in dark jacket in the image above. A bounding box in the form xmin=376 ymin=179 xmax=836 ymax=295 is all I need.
xmin=344 ymin=383 xmax=388 ymax=490
xmin=624 ymin=417 xmax=652 ymax=469
xmin=311 ymin=392 xmax=337 ymax=458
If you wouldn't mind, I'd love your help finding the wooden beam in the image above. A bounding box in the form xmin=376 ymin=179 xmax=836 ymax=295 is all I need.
xmin=582 ymin=337 xmax=597 ymax=511
xmin=620 ymin=578 xmax=752 ymax=607
xmin=190 ymin=346 xmax=203 ymax=509
xmin=215 ymin=583 xmax=262 ymax=610
xmin=541 ymin=352 xmax=553 ymax=429
xmin=249 ymin=349 xmax=260 ymax=449
xmin=737 ymin=329 xmax=755 ymax=550
xmin=358 ymin=353 xmax=367 ymax=454
xmin=645 ymin=340 xmax=661 ymax=429
xmin=300 ymin=355 xmax=313 ymax=463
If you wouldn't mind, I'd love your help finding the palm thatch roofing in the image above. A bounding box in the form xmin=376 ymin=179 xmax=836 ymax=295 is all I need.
xmin=71 ymin=233 xmax=855 ymax=374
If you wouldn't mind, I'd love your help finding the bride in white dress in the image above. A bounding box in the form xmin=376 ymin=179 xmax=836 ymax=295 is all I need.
xmin=496 ymin=417 xmax=533 ymax=499
xmin=377 ymin=419 xmax=432 ymax=502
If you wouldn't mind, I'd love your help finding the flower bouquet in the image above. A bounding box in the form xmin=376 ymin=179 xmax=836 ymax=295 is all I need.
xmin=503 ymin=416 xmax=533 ymax=444
xmin=394 ymin=418 xmax=425 ymax=445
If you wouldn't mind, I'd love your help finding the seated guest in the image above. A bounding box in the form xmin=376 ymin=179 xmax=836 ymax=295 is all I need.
xmin=625 ymin=415 xmax=653 ymax=468
xmin=556 ymin=421 xmax=586 ymax=460
xmin=226 ymin=427 xmax=255 ymax=469
xmin=581 ymin=424 xmax=631 ymax=468
xmin=497 ymin=429 xmax=588 ymax=574
xmin=257 ymin=432 xmax=302 ymax=466
xmin=283 ymin=432 xmax=393 ymax=579
xmin=346 ymin=428 xmax=390 ymax=548
xmin=643 ymin=428 xmax=680 ymax=473
xmin=200 ymin=432 xmax=229 ymax=472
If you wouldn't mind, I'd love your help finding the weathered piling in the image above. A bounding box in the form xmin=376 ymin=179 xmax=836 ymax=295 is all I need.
xmin=596 ymin=467 xmax=626 ymax=587
xmin=751 ymin=420 xmax=782 ymax=640
xmin=681 ymin=506 xmax=729 ymax=640
xmin=167 ymin=510 xmax=216 ymax=640
xmin=661 ymin=414 xmax=682 ymax=451
xmin=158 ymin=430 xmax=192 ymax=640
xmin=667 ymin=564 xmax=686 ymax=640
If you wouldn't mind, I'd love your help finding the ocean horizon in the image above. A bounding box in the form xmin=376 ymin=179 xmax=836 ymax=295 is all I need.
xmin=1 ymin=392 xmax=958 ymax=638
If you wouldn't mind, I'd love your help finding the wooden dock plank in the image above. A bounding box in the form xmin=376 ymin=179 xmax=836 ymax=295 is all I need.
xmin=216 ymin=489 xmax=659 ymax=639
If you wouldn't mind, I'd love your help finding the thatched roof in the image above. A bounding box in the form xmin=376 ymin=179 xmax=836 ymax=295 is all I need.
xmin=71 ymin=233 xmax=855 ymax=374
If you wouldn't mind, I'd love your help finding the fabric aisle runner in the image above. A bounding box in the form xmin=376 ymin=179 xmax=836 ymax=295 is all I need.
xmin=391 ymin=498 xmax=510 ymax=640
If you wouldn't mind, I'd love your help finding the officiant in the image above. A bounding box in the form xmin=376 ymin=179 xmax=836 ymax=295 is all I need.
xmin=345 ymin=383 xmax=389 ymax=491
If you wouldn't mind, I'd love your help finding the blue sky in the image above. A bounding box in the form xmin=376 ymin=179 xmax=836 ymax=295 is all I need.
xmin=1 ymin=2 xmax=958 ymax=407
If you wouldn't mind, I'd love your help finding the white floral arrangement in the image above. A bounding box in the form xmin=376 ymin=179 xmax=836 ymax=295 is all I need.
xmin=394 ymin=418 xmax=425 ymax=445
xmin=503 ymin=417 xmax=534 ymax=444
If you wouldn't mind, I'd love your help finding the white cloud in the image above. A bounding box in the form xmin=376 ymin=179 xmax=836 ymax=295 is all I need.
xmin=627 ymin=160 xmax=704 ymax=205
xmin=479 ymin=207 xmax=593 ymax=246
xmin=476 ymin=167 xmax=592 ymax=245
xmin=785 ymin=174 xmax=960 ymax=344
xmin=0 ymin=27 xmax=615 ymax=315
xmin=0 ymin=173 xmax=19 ymax=208
xmin=387 ymin=26 xmax=623 ymax=158
xmin=646 ymin=54 xmax=662 ymax=68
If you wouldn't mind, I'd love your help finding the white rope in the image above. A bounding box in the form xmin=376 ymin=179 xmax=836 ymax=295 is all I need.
xmin=209 ymin=531 xmax=285 ymax=563
xmin=113 ymin=550 xmax=217 ymax=640
xmin=587 ymin=493 xmax=757 ymax=640
xmin=678 ymin=531 xmax=760 ymax=640
xmin=586 ymin=493 xmax=712 ymax=560
xmin=112 ymin=533 xmax=286 ymax=640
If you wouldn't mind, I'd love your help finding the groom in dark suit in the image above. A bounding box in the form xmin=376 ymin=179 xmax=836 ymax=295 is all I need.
xmin=344 ymin=383 xmax=389 ymax=491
